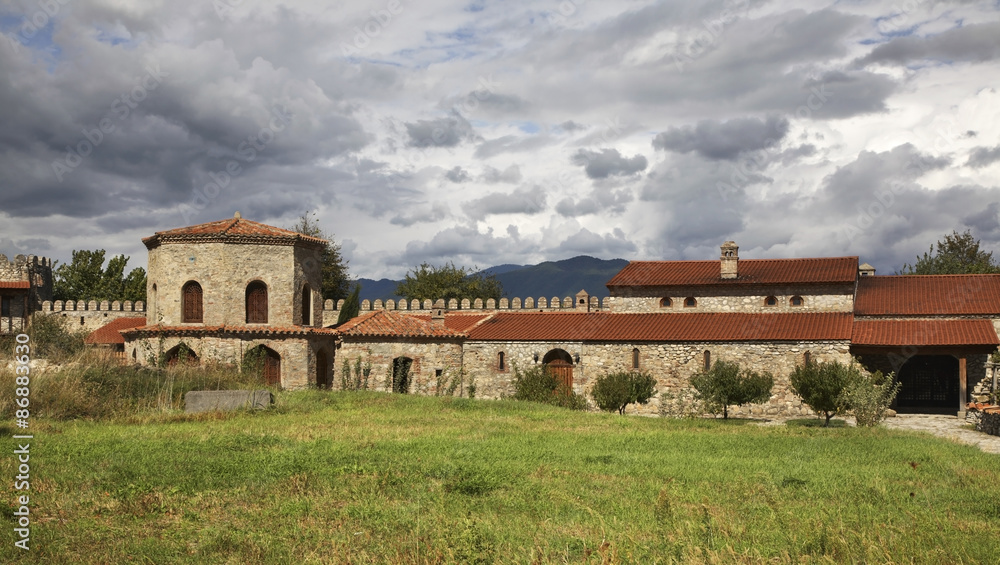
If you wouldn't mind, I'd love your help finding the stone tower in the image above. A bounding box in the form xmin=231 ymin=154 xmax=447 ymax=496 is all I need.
xmin=720 ymin=241 xmax=739 ymax=279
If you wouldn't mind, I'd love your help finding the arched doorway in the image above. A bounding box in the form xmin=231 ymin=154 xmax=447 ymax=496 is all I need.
xmin=245 ymin=345 xmax=281 ymax=387
xmin=392 ymin=357 xmax=412 ymax=393
xmin=316 ymin=349 xmax=330 ymax=389
xmin=543 ymin=349 xmax=574 ymax=391
xmin=164 ymin=343 xmax=199 ymax=367
xmin=895 ymin=355 xmax=959 ymax=413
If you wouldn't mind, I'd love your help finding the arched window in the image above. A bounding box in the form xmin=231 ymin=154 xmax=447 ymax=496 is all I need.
xmin=790 ymin=295 xmax=804 ymax=307
xmin=684 ymin=297 xmax=697 ymax=308
xmin=246 ymin=281 xmax=268 ymax=324
xmin=151 ymin=283 xmax=157 ymax=317
xmin=660 ymin=297 xmax=672 ymax=308
xmin=632 ymin=348 xmax=640 ymax=369
xmin=165 ymin=343 xmax=198 ymax=367
xmin=182 ymin=281 xmax=203 ymax=323
xmin=301 ymin=284 xmax=311 ymax=326
xmin=804 ymin=351 xmax=812 ymax=366
xmin=703 ymin=350 xmax=711 ymax=371
xmin=498 ymin=351 xmax=505 ymax=371
xmin=764 ymin=296 xmax=777 ymax=307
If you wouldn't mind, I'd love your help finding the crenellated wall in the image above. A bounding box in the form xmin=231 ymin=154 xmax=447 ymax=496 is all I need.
xmin=322 ymin=294 xmax=608 ymax=319
xmin=37 ymin=299 xmax=146 ymax=333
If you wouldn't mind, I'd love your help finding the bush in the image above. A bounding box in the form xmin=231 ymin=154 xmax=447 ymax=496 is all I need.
xmin=841 ymin=368 xmax=900 ymax=427
xmin=789 ymin=361 xmax=853 ymax=426
xmin=659 ymin=389 xmax=703 ymax=419
xmin=511 ymin=364 xmax=587 ymax=410
xmin=591 ymin=370 xmax=657 ymax=415
xmin=690 ymin=359 xmax=773 ymax=419
xmin=27 ymin=314 xmax=86 ymax=361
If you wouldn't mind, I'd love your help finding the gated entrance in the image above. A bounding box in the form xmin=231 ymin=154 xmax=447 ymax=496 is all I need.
xmin=543 ymin=349 xmax=574 ymax=390
xmin=895 ymin=355 xmax=959 ymax=413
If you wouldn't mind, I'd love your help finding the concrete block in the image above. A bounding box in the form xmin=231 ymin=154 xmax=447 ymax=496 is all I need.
xmin=184 ymin=390 xmax=273 ymax=413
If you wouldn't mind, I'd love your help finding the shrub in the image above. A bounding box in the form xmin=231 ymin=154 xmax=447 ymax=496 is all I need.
xmin=511 ymin=364 xmax=587 ymax=410
xmin=591 ymin=370 xmax=657 ymax=415
xmin=26 ymin=314 xmax=86 ymax=361
xmin=789 ymin=360 xmax=853 ymax=426
xmin=841 ymin=368 xmax=900 ymax=427
xmin=690 ymin=359 xmax=773 ymax=419
xmin=658 ymin=389 xmax=703 ymax=419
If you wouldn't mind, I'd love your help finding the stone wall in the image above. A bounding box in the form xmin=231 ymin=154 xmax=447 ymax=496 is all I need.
xmin=37 ymin=299 xmax=146 ymax=333
xmin=463 ymin=339 xmax=852 ymax=417
xmin=148 ymin=241 xmax=322 ymax=327
xmin=335 ymin=338 xmax=464 ymax=395
xmin=0 ymin=254 xmax=53 ymax=305
xmin=607 ymin=284 xmax=855 ymax=313
xmin=323 ymin=295 xmax=609 ymax=318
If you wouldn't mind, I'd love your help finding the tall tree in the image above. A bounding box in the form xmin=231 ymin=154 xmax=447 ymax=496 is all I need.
xmin=53 ymin=250 xmax=147 ymax=302
xmin=900 ymin=230 xmax=1000 ymax=274
xmin=395 ymin=262 xmax=504 ymax=303
xmin=336 ymin=284 xmax=361 ymax=325
xmin=290 ymin=212 xmax=352 ymax=301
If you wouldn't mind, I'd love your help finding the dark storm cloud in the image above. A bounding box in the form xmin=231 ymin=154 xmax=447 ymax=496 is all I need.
xmin=652 ymin=116 xmax=789 ymax=160
xmin=463 ymin=187 xmax=547 ymax=221
xmin=571 ymin=148 xmax=647 ymax=179
xmin=445 ymin=166 xmax=471 ymax=183
xmin=556 ymin=187 xmax=633 ymax=217
xmin=404 ymin=112 xmax=477 ymax=148
xmin=855 ymin=22 xmax=1000 ymax=67
xmin=966 ymin=146 xmax=1000 ymax=168
xmin=390 ymin=203 xmax=450 ymax=227
xmin=819 ymin=144 xmax=949 ymax=211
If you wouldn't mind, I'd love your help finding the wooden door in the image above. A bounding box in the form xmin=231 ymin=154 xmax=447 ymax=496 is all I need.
xmin=547 ymin=360 xmax=573 ymax=391
xmin=263 ymin=349 xmax=281 ymax=386
xmin=246 ymin=283 xmax=267 ymax=323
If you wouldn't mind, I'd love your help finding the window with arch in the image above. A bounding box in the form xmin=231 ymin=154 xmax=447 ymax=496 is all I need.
xmin=803 ymin=351 xmax=812 ymax=366
xmin=181 ymin=281 xmax=203 ymax=323
xmin=790 ymin=295 xmax=804 ymax=307
xmin=632 ymin=348 xmax=640 ymax=369
xmin=301 ymin=284 xmax=311 ymax=326
xmin=684 ymin=297 xmax=697 ymax=308
xmin=659 ymin=297 xmax=672 ymax=308
xmin=245 ymin=281 xmax=268 ymax=324
xmin=703 ymin=350 xmax=711 ymax=371
xmin=151 ymin=283 xmax=157 ymax=316
xmin=497 ymin=351 xmax=506 ymax=371
xmin=764 ymin=296 xmax=777 ymax=307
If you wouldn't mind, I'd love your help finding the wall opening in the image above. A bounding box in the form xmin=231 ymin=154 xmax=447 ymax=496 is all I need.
xmin=543 ymin=348 xmax=574 ymax=390
xmin=301 ymin=284 xmax=311 ymax=326
xmin=632 ymin=348 xmax=640 ymax=369
xmin=182 ymin=281 xmax=203 ymax=323
xmin=246 ymin=281 xmax=268 ymax=324
xmin=392 ymin=356 xmax=413 ymax=393
xmin=316 ymin=348 xmax=329 ymax=389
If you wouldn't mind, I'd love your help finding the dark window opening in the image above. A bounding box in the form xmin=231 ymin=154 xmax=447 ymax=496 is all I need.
xmin=765 ymin=296 xmax=777 ymax=306
xmin=301 ymin=284 xmax=311 ymax=326
xmin=498 ymin=351 xmax=505 ymax=371
xmin=703 ymin=350 xmax=711 ymax=371
xmin=632 ymin=348 xmax=640 ymax=369
xmin=684 ymin=297 xmax=696 ymax=308
xmin=790 ymin=296 xmax=804 ymax=307
xmin=1 ymin=297 xmax=10 ymax=317
xmin=660 ymin=297 xmax=672 ymax=308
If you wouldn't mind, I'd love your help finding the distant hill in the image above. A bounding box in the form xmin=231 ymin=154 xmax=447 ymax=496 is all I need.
xmin=354 ymin=256 xmax=628 ymax=302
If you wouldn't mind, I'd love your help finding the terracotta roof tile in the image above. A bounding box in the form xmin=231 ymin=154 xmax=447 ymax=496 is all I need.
xmin=855 ymin=275 xmax=1000 ymax=316
xmin=142 ymin=217 xmax=327 ymax=249
xmin=466 ymin=312 xmax=854 ymax=342
xmin=412 ymin=313 xmax=492 ymax=332
xmin=0 ymin=281 xmax=30 ymax=289
xmin=337 ymin=310 xmax=465 ymax=338
xmin=607 ymin=257 xmax=859 ymax=287
xmin=85 ymin=317 xmax=147 ymax=344
xmin=852 ymin=319 xmax=1000 ymax=346
xmin=121 ymin=324 xmax=337 ymax=338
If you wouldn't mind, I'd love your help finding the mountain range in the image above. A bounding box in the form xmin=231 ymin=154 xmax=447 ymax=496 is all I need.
xmin=355 ymin=256 xmax=629 ymax=302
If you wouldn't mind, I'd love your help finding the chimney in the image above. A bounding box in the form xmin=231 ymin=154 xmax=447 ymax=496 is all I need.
xmin=720 ymin=241 xmax=739 ymax=279
xmin=431 ymin=307 xmax=445 ymax=328
xmin=858 ymin=262 xmax=876 ymax=277
xmin=575 ymin=289 xmax=590 ymax=312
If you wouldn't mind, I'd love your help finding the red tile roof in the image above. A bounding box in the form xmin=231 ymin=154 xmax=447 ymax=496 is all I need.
xmin=413 ymin=313 xmax=492 ymax=332
xmin=607 ymin=257 xmax=859 ymax=287
xmin=0 ymin=281 xmax=30 ymax=289
xmin=121 ymin=324 xmax=337 ymax=338
xmin=852 ymin=319 xmax=1000 ymax=347
xmin=336 ymin=310 xmax=466 ymax=339
xmin=85 ymin=317 xmax=147 ymax=344
xmin=466 ymin=312 xmax=854 ymax=342
xmin=855 ymin=275 xmax=1000 ymax=316
xmin=142 ymin=216 xmax=327 ymax=249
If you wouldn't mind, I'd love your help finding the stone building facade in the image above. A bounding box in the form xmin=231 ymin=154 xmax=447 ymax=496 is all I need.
xmin=0 ymin=254 xmax=52 ymax=334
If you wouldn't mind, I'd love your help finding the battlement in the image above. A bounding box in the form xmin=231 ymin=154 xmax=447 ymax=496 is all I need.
xmin=322 ymin=293 xmax=607 ymax=314
xmin=0 ymin=254 xmax=53 ymax=271
xmin=41 ymin=300 xmax=146 ymax=312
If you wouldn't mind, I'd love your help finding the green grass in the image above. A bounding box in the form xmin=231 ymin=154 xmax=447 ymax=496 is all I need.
xmin=2 ymin=391 xmax=999 ymax=564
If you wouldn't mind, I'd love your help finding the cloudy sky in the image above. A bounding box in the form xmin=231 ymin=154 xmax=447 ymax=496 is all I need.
xmin=1 ymin=0 xmax=999 ymax=279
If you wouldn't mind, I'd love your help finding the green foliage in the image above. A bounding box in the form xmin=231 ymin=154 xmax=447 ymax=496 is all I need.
xmin=290 ymin=211 xmax=353 ymax=301
xmin=395 ymin=262 xmax=504 ymax=303
xmin=392 ymin=357 xmax=412 ymax=393
xmin=24 ymin=314 xmax=86 ymax=361
xmin=336 ymin=284 xmax=361 ymax=325
xmin=658 ymin=388 xmax=703 ymax=418
xmin=53 ymin=249 xmax=147 ymax=302
xmin=590 ymin=370 xmax=657 ymax=415
xmin=339 ymin=355 xmax=372 ymax=391
xmin=789 ymin=360 xmax=854 ymax=426
xmin=841 ymin=368 xmax=901 ymax=427
xmin=690 ymin=359 xmax=774 ymax=419
xmin=900 ymin=229 xmax=1000 ymax=274
xmin=510 ymin=364 xmax=587 ymax=410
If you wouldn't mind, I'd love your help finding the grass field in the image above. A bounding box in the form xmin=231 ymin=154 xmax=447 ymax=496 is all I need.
xmin=2 ymin=390 xmax=999 ymax=564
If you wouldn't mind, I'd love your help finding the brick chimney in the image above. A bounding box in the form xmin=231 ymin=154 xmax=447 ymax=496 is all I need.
xmin=720 ymin=241 xmax=739 ymax=279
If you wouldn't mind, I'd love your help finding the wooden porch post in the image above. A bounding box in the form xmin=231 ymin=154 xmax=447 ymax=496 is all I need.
xmin=958 ymin=356 xmax=967 ymax=418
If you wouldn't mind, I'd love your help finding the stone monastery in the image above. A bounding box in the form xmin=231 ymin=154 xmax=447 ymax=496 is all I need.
xmin=6 ymin=213 xmax=1000 ymax=418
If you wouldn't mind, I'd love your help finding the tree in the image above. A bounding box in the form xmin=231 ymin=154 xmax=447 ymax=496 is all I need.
xmin=336 ymin=284 xmax=361 ymax=325
xmin=53 ymin=249 xmax=147 ymax=302
xmin=690 ymin=359 xmax=773 ymax=419
xmin=511 ymin=364 xmax=587 ymax=410
xmin=789 ymin=360 xmax=852 ymax=426
xmin=395 ymin=262 xmax=504 ymax=303
xmin=591 ymin=370 xmax=657 ymax=415
xmin=290 ymin=212 xmax=352 ymax=301
xmin=841 ymin=368 xmax=901 ymax=427
xmin=900 ymin=230 xmax=1000 ymax=274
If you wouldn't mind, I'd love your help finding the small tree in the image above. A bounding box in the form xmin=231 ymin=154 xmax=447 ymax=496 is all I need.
xmin=900 ymin=230 xmax=1000 ymax=274
xmin=511 ymin=364 xmax=586 ymax=410
xmin=789 ymin=360 xmax=852 ymax=426
xmin=591 ymin=371 xmax=657 ymax=415
xmin=690 ymin=359 xmax=773 ymax=419
xmin=336 ymin=284 xmax=361 ymax=325
xmin=395 ymin=262 xmax=504 ymax=303
xmin=841 ymin=368 xmax=901 ymax=427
